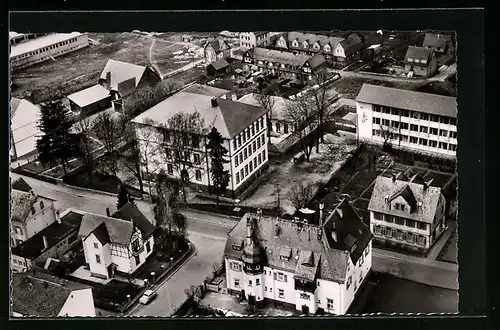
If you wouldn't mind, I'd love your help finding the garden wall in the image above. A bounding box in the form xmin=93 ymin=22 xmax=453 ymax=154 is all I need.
xmin=11 ymin=167 xmax=60 ymax=185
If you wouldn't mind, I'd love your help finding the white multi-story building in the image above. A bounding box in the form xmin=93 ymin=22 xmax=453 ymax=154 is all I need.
xmin=11 ymin=178 xmax=58 ymax=247
xmin=356 ymin=84 xmax=457 ymax=158
xmin=78 ymin=203 xmax=155 ymax=279
xmin=132 ymin=91 xmax=269 ymax=199
xmin=10 ymin=32 xmax=89 ymax=70
xmin=368 ymin=172 xmax=447 ymax=252
xmin=224 ymin=199 xmax=373 ymax=315
xmin=240 ymin=31 xmax=270 ymax=49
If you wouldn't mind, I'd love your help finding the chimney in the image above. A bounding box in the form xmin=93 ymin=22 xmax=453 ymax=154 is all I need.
xmin=106 ymin=207 xmax=110 ymax=217
xmin=42 ymin=236 xmax=48 ymax=249
xmin=106 ymin=71 xmax=111 ymax=85
xmin=231 ymin=93 xmax=237 ymax=101
xmin=211 ymin=97 xmax=218 ymax=107
xmin=246 ymin=217 xmax=253 ymax=244
xmin=274 ymin=223 xmax=280 ymax=237
xmin=331 ymin=221 xmax=337 ymax=242
xmin=319 ymin=203 xmax=324 ymax=227
xmin=384 ymin=194 xmax=389 ymax=203
xmin=55 ymin=210 xmax=61 ymax=224
xmin=392 ymin=174 xmax=396 ymax=182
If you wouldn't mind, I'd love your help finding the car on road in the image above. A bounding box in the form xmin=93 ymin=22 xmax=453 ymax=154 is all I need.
xmin=139 ymin=290 xmax=157 ymax=305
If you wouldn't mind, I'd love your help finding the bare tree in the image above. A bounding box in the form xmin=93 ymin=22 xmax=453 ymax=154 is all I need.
xmin=92 ymin=111 xmax=126 ymax=176
xmin=288 ymin=182 xmax=315 ymax=211
xmin=157 ymin=110 xmax=207 ymax=203
xmin=380 ymin=125 xmax=397 ymax=150
xmin=154 ymin=170 xmax=180 ymax=233
xmin=127 ymin=79 xmax=182 ymax=117
xmin=73 ymin=115 xmax=95 ymax=184
xmin=283 ymin=97 xmax=318 ymax=162
xmin=253 ymin=89 xmax=276 ymax=144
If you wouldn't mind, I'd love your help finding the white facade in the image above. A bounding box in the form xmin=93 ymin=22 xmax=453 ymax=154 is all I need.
xmin=11 ymin=254 xmax=32 ymax=273
xmin=225 ymin=242 xmax=372 ymax=315
xmin=240 ymin=32 xmax=270 ymax=49
xmin=83 ymin=227 xmax=154 ymax=279
xmin=136 ymin=113 xmax=269 ymax=196
xmin=10 ymin=32 xmax=89 ymax=70
xmin=357 ymin=101 xmax=457 ymax=157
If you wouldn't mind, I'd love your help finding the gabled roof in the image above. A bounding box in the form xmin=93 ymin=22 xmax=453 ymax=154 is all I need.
xmin=209 ymin=58 xmax=230 ymax=71
xmin=224 ymin=213 xmax=351 ymax=283
xmin=92 ymin=222 xmax=111 ymax=245
xmin=78 ymin=212 xmax=134 ymax=246
xmin=205 ymin=39 xmax=231 ymax=53
xmin=12 ymin=177 xmax=33 ymax=193
xmin=283 ymin=32 xmax=344 ymax=53
xmin=404 ymin=46 xmax=434 ymax=63
xmin=67 ymin=84 xmax=111 ymax=108
xmin=322 ymin=199 xmax=373 ymax=264
xmin=11 ymin=98 xmax=43 ymax=158
xmin=294 ymin=250 xmax=319 ymax=281
xmin=10 ymin=32 xmax=84 ymax=58
xmin=356 ymin=84 xmax=457 ymax=118
xmin=339 ymin=34 xmax=364 ymax=56
xmin=99 ymin=59 xmax=147 ymax=91
xmin=368 ymin=176 xmax=443 ymax=224
xmin=11 ymin=211 xmax=84 ymax=260
xmin=11 ymin=190 xmax=37 ymax=223
xmin=307 ymin=53 xmax=327 ymax=70
xmin=237 ymin=93 xmax=295 ymax=121
xmin=132 ymin=91 xmax=267 ymax=139
xmin=112 ymin=202 xmax=155 ymax=239
xmin=245 ymin=47 xmax=312 ymax=67
xmin=253 ymin=31 xmax=269 ymax=37
xmin=422 ymin=33 xmax=452 ymax=50
xmin=182 ymin=83 xmax=228 ymax=98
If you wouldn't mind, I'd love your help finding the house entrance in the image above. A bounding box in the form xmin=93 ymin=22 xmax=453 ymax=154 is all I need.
xmin=248 ymin=294 xmax=256 ymax=305
xmin=301 ymin=304 xmax=309 ymax=315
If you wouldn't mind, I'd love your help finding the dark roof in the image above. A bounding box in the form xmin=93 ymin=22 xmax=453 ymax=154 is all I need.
xmin=422 ymin=33 xmax=452 ymax=50
xmin=91 ymin=222 xmax=111 ymax=245
xmin=112 ymin=202 xmax=155 ymax=239
xmin=368 ymin=176 xmax=443 ymax=224
xmin=404 ymin=46 xmax=434 ymax=64
xmin=294 ymin=250 xmax=319 ymax=281
xmin=11 ymin=190 xmax=37 ymax=223
xmin=322 ymin=199 xmax=373 ymax=264
xmin=12 ymin=177 xmax=32 ymax=192
xmin=78 ymin=213 xmax=133 ymax=246
xmin=356 ymin=84 xmax=457 ymax=118
xmin=246 ymin=47 xmax=312 ymax=67
xmin=182 ymin=83 xmax=228 ymax=97
xmin=224 ymin=213 xmax=353 ymax=283
xmin=205 ymin=39 xmax=231 ymax=53
xmin=253 ymin=31 xmax=269 ymax=37
xmin=307 ymin=53 xmax=327 ymax=70
xmin=209 ymin=58 xmax=230 ymax=71
xmin=11 ymin=273 xmax=91 ymax=317
xmin=11 ymin=211 xmax=84 ymax=260
xmin=339 ymin=34 xmax=364 ymax=56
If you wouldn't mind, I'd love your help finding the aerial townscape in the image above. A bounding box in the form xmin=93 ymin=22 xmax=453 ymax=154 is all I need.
xmin=10 ymin=30 xmax=458 ymax=317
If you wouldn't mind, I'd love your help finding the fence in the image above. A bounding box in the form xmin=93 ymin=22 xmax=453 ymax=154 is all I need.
xmin=11 ymin=166 xmax=60 ymax=185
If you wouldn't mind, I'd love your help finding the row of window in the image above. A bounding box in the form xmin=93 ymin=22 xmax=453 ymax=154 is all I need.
xmin=373 ymin=118 xmax=457 ymax=138
xmin=164 ymin=131 xmax=201 ymax=148
xmin=373 ymin=212 xmax=429 ymax=230
xmin=233 ymin=118 xmax=265 ymax=151
xmin=407 ymin=57 xmax=428 ymax=64
xmin=166 ymin=164 xmax=204 ymax=182
xmin=236 ymin=150 xmax=266 ymax=184
xmin=12 ymin=37 xmax=80 ymax=60
xmin=274 ymin=121 xmax=291 ymax=134
xmin=372 ymin=105 xmax=457 ymax=126
xmin=165 ymin=149 xmax=202 ymax=165
xmin=235 ymin=133 xmax=265 ymax=167
xmin=373 ymin=225 xmax=428 ymax=246
xmin=372 ymin=129 xmax=457 ymax=151
xmin=290 ymin=40 xmax=332 ymax=53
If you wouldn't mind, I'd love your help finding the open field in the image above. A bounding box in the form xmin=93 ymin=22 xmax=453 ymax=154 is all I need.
xmin=11 ymin=32 xmax=204 ymax=104
xmin=329 ymin=76 xmax=421 ymax=100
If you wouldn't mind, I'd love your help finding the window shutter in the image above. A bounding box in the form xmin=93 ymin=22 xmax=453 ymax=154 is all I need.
xmin=274 ymin=272 xmax=277 ymax=280
xmin=284 ymin=274 xmax=288 ymax=282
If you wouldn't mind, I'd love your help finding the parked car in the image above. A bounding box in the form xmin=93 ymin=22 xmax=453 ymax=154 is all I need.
xmin=139 ymin=290 xmax=157 ymax=305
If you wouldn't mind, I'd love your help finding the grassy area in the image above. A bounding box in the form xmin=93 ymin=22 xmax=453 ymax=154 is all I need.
xmin=363 ymin=273 xmax=458 ymax=313
xmin=92 ymin=279 xmax=143 ymax=312
xmin=151 ymin=40 xmax=204 ymax=75
xmin=330 ymin=76 xmax=423 ymax=100
xmin=437 ymin=229 xmax=458 ymax=264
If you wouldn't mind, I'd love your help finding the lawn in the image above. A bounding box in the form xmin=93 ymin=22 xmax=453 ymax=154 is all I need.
xmin=329 ymin=76 xmax=423 ymax=100
xmin=151 ymin=40 xmax=204 ymax=76
xmin=363 ymin=273 xmax=458 ymax=314
xmin=11 ymin=32 xmax=154 ymax=104
xmin=437 ymin=230 xmax=458 ymax=264
xmin=92 ymin=279 xmax=143 ymax=311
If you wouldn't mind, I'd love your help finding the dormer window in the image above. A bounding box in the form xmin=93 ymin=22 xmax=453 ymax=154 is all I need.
xmin=408 ymin=58 xmax=414 ymax=62
xmin=131 ymin=238 xmax=141 ymax=253
xmin=303 ymin=41 xmax=309 ymax=49
xmin=313 ymin=43 xmax=320 ymax=50
xmin=292 ymin=40 xmax=298 ymax=47
xmin=31 ymin=207 xmax=36 ymax=215
xmin=279 ymin=247 xmax=292 ymax=261
xmin=324 ymin=45 xmax=331 ymax=52
xmin=422 ymin=59 xmax=427 ymax=64
xmin=232 ymin=240 xmax=243 ymax=251
xmin=39 ymin=201 xmax=44 ymax=209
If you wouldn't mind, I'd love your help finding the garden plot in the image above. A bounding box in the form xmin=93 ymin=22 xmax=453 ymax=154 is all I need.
xmin=150 ymin=40 xmax=204 ymax=75
xmin=244 ymin=132 xmax=358 ymax=214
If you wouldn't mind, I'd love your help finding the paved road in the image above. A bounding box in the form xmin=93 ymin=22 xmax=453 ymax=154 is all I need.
xmin=11 ymin=173 xmax=457 ymax=315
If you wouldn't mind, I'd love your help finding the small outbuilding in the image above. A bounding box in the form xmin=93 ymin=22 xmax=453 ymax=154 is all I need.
xmin=67 ymin=84 xmax=112 ymax=116
xmin=206 ymin=58 xmax=230 ymax=77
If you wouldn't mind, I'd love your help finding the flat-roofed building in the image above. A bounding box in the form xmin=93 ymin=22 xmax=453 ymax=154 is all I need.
xmin=356 ymin=84 xmax=457 ymax=158
xmin=10 ymin=32 xmax=89 ymax=70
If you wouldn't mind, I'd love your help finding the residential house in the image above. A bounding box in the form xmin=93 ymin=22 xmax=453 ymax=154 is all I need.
xmin=78 ymin=203 xmax=155 ymax=279
xmin=272 ymin=32 xmax=364 ymax=68
xmin=224 ymin=199 xmax=372 ymax=315
xmin=243 ymin=47 xmax=327 ymax=81
xmin=404 ymin=46 xmax=438 ymax=77
xmin=206 ymin=58 xmax=230 ymax=77
xmin=11 ymin=272 xmax=96 ymax=317
xmin=10 ymin=98 xmax=42 ymax=161
xmin=204 ymin=38 xmax=232 ymax=63
xmin=11 ymin=178 xmax=58 ymax=247
xmin=10 ymin=32 xmax=89 ymax=70
xmin=132 ymin=91 xmax=269 ymax=199
xmin=182 ymin=34 xmax=194 ymax=43
xmin=98 ymin=59 xmax=161 ymax=114
xmin=368 ymin=173 xmax=447 ymax=252
xmin=11 ymin=209 xmax=84 ymax=273
xmin=356 ymin=84 xmax=457 ymax=158
xmin=67 ymin=84 xmax=112 ymax=116
xmin=239 ymin=32 xmax=271 ymax=49
xmin=422 ymin=33 xmax=455 ymax=65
